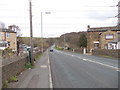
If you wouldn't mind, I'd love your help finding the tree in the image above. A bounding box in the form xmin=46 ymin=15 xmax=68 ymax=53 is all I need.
xmin=0 ymin=21 xmax=6 ymax=28
xmin=79 ymin=34 xmax=87 ymax=48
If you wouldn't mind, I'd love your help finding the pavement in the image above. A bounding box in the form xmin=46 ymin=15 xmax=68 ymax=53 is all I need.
xmin=49 ymin=49 xmax=119 ymax=88
xmin=0 ymin=57 xmax=2 ymax=90
xmin=8 ymin=50 xmax=52 ymax=88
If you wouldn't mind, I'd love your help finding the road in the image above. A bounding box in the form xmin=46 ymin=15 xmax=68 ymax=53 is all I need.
xmin=49 ymin=49 xmax=118 ymax=88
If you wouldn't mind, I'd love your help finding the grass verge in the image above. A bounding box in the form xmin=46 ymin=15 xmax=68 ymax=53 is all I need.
xmin=99 ymin=55 xmax=113 ymax=58
xmin=54 ymin=46 xmax=64 ymax=50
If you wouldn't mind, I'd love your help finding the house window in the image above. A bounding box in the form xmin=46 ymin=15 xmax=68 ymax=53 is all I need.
xmin=0 ymin=42 xmax=7 ymax=47
xmin=105 ymin=34 xmax=114 ymax=39
xmin=8 ymin=41 xmax=10 ymax=46
xmin=6 ymin=33 xmax=10 ymax=37
xmin=93 ymin=41 xmax=99 ymax=49
xmin=94 ymin=43 xmax=99 ymax=49
xmin=0 ymin=33 xmax=3 ymax=37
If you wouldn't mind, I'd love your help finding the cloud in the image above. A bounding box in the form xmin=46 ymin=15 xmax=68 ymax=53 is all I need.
xmin=0 ymin=0 xmax=118 ymax=37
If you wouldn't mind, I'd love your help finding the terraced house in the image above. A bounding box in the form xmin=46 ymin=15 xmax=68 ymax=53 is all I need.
xmin=87 ymin=25 xmax=120 ymax=53
xmin=0 ymin=27 xmax=17 ymax=51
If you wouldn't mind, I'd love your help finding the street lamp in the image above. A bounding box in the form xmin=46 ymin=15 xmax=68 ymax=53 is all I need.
xmin=41 ymin=12 xmax=51 ymax=53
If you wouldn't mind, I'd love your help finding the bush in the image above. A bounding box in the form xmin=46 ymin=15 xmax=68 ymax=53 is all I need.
xmin=25 ymin=63 xmax=33 ymax=69
xmin=2 ymin=48 xmax=15 ymax=56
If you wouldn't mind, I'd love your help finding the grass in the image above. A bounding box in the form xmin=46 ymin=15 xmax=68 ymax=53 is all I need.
xmin=2 ymin=81 xmax=8 ymax=88
xmin=55 ymin=46 xmax=64 ymax=50
xmin=2 ymin=76 xmax=18 ymax=88
xmin=24 ymin=63 xmax=34 ymax=69
xmin=8 ymin=76 xmax=18 ymax=83
xmin=99 ymin=55 xmax=113 ymax=58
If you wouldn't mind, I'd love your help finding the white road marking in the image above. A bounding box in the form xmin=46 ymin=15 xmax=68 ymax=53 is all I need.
xmin=56 ymin=50 xmax=119 ymax=71
xmin=116 ymin=69 xmax=120 ymax=72
xmin=40 ymin=65 xmax=47 ymax=68
xmin=87 ymin=59 xmax=118 ymax=70
xmin=71 ymin=55 xmax=74 ymax=57
xmin=83 ymin=59 xmax=88 ymax=61
xmin=48 ymin=51 xmax=53 ymax=89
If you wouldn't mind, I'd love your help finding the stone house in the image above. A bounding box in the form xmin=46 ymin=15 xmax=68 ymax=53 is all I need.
xmin=87 ymin=25 xmax=120 ymax=52
xmin=0 ymin=28 xmax=17 ymax=51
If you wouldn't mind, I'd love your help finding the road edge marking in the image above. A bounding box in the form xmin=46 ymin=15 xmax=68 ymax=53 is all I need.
xmin=56 ymin=50 xmax=119 ymax=71
xmin=48 ymin=50 xmax=53 ymax=89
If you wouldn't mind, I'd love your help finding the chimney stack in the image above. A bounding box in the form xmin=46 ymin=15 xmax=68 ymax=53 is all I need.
xmin=8 ymin=26 xmax=12 ymax=30
xmin=87 ymin=25 xmax=90 ymax=31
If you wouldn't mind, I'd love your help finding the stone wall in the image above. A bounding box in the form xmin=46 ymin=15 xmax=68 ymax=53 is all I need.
xmin=92 ymin=49 xmax=119 ymax=59
xmin=2 ymin=51 xmax=41 ymax=83
xmin=2 ymin=57 xmax=27 ymax=83
xmin=75 ymin=48 xmax=84 ymax=54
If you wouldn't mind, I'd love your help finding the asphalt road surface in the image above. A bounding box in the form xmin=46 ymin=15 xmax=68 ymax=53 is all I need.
xmin=49 ymin=49 xmax=118 ymax=88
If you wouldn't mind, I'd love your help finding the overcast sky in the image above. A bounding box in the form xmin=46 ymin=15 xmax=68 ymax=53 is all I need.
xmin=0 ymin=0 xmax=118 ymax=37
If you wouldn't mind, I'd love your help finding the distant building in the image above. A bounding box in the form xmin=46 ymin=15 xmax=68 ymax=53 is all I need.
xmin=87 ymin=25 xmax=120 ymax=52
xmin=0 ymin=27 xmax=17 ymax=51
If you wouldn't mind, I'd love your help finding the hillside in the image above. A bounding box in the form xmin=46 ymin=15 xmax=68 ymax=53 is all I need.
xmin=18 ymin=31 xmax=87 ymax=51
xmin=17 ymin=37 xmax=57 ymax=50
xmin=56 ymin=31 xmax=87 ymax=49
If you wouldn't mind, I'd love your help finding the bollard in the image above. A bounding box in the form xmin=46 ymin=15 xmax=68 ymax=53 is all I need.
xmin=83 ymin=48 xmax=86 ymax=54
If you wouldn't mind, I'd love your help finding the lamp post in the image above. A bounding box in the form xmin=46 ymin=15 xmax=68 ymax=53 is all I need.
xmin=41 ymin=12 xmax=51 ymax=53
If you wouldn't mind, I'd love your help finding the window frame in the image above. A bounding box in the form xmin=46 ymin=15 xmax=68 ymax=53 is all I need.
xmin=105 ymin=34 xmax=114 ymax=40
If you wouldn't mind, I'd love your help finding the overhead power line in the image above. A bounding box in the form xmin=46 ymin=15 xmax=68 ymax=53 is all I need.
xmin=85 ymin=5 xmax=118 ymax=7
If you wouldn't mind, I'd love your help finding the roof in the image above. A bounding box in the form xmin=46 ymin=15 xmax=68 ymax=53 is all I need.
xmin=88 ymin=26 xmax=119 ymax=32
xmin=0 ymin=28 xmax=16 ymax=33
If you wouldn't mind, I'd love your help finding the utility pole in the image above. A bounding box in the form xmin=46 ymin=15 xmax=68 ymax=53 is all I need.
xmin=29 ymin=0 xmax=34 ymax=66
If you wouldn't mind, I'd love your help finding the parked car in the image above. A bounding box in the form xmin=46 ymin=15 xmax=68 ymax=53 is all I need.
xmin=50 ymin=49 xmax=53 ymax=52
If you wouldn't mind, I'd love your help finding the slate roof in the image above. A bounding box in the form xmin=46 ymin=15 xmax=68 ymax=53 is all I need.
xmin=88 ymin=26 xmax=119 ymax=32
xmin=0 ymin=28 xmax=16 ymax=33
